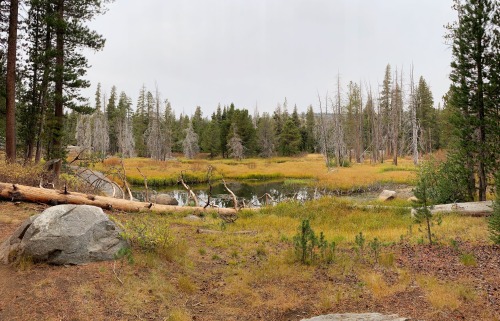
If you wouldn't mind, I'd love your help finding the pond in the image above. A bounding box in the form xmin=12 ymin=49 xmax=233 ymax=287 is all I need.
xmin=132 ymin=180 xmax=381 ymax=208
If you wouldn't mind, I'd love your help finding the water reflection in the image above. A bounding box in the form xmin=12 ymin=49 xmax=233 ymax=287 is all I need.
xmin=132 ymin=181 xmax=317 ymax=208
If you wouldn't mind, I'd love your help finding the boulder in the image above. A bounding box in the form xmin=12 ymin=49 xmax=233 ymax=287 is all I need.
xmin=407 ymin=196 xmax=419 ymax=202
xmin=0 ymin=204 xmax=128 ymax=265
xmin=378 ymin=190 xmax=397 ymax=201
xmin=301 ymin=313 xmax=409 ymax=321
xmin=154 ymin=193 xmax=179 ymax=206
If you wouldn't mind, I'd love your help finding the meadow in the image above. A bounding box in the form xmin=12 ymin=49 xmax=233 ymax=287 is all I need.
xmin=0 ymin=154 xmax=498 ymax=320
xmin=91 ymin=153 xmax=417 ymax=192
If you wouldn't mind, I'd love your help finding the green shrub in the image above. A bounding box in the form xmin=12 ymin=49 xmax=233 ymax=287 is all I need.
xmin=121 ymin=217 xmax=174 ymax=256
xmin=293 ymin=219 xmax=336 ymax=265
xmin=489 ymin=171 xmax=500 ymax=244
xmin=355 ymin=232 xmax=365 ymax=252
xmin=459 ymin=253 xmax=477 ymax=267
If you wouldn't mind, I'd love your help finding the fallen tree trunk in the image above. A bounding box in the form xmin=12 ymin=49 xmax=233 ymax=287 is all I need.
xmin=0 ymin=182 xmax=238 ymax=215
xmin=410 ymin=201 xmax=493 ymax=217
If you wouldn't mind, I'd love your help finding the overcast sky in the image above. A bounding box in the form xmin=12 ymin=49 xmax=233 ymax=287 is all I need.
xmin=82 ymin=0 xmax=456 ymax=116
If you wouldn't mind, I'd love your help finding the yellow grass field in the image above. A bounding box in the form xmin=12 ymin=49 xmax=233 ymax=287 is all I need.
xmin=90 ymin=154 xmax=417 ymax=190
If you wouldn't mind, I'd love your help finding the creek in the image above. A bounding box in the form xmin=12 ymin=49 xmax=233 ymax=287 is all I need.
xmin=131 ymin=180 xmax=382 ymax=208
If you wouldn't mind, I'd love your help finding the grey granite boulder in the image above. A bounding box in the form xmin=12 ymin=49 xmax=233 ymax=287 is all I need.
xmin=153 ymin=193 xmax=178 ymax=206
xmin=378 ymin=190 xmax=397 ymax=201
xmin=0 ymin=204 xmax=128 ymax=265
xmin=301 ymin=313 xmax=409 ymax=321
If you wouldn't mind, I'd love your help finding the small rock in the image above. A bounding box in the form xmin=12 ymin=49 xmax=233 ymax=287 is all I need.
xmin=407 ymin=196 xmax=419 ymax=202
xmin=378 ymin=190 xmax=397 ymax=201
xmin=153 ymin=193 xmax=179 ymax=206
xmin=185 ymin=215 xmax=202 ymax=221
xmin=301 ymin=313 xmax=409 ymax=321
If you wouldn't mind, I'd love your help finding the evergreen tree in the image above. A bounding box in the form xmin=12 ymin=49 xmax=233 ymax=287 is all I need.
xmin=448 ymin=0 xmax=500 ymax=200
xmin=132 ymin=85 xmax=149 ymax=157
xmin=279 ymin=118 xmax=302 ymax=156
xmin=416 ymin=77 xmax=437 ymax=154
xmin=106 ymin=86 xmax=118 ymax=154
xmin=380 ymin=64 xmax=392 ymax=158
xmin=5 ymin=0 xmax=19 ymax=163
xmin=304 ymin=105 xmax=316 ymax=153
xmin=201 ymin=114 xmax=221 ymax=158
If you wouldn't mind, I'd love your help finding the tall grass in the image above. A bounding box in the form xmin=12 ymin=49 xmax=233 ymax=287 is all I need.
xmin=91 ymin=154 xmax=416 ymax=190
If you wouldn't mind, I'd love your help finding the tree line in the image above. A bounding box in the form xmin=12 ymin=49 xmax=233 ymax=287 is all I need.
xmin=70 ymin=65 xmax=443 ymax=165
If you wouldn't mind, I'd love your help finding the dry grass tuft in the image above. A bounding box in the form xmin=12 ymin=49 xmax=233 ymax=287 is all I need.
xmin=416 ymin=275 xmax=477 ymax=310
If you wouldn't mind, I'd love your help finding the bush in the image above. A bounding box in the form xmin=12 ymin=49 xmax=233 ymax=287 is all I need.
xmin=489 ymin=171 xmax=500 ymax=244
xmin=293 ymin=219 xmax=336 ymax=265
xmin=121 ymin=216 xmax=174 ymax=255
xmin=414 ymin=154 xmax=472 ymax=204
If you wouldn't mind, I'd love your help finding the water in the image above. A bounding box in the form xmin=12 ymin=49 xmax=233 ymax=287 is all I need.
xmin=132 ymin=180 xmax=323 ymax=208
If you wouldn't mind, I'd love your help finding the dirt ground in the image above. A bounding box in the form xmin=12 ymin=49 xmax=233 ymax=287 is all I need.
xmin=0 ymin=201 xmax=499 ymax=321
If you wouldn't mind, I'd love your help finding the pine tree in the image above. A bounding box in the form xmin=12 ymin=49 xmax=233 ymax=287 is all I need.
xmin=201 ymin=114 xmax=220 ymax=158
xmin=304 ymin=105 xmax=316 ymax=153
xmin=107 ymin=86 xmax=118 ymax=154
xmin=380 ymin=64 xmax=392 ymax=159
xmin=416 ymin=77 xmax=436 ymax=154
xmin=5 ymin=0 xmax=19 ymax=163
xmin=448 ymin=0 xmax=499 ymax=200
xmin=279 ymin=118 xmax=302 ymax=156
xmin=132 ymin=85 xmax=149 ymax=157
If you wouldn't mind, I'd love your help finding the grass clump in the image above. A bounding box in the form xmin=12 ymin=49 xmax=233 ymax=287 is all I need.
xmin=177 ymin=275 xmax=197 ymax=294
xmin=459 ymin=253 xmax=477 ymax=267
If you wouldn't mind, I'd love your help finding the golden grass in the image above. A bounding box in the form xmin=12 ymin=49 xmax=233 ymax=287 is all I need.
xmin=416 ymin=275 xmax=477 ymax=310
xmin=359 ymin=269 xmax=412 ymax=299
xmin=91 ymin=154 xmax=416 ymax=190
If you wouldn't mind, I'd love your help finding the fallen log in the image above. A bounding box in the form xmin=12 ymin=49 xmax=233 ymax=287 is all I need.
xmin=410 ymin=201 xmax=493 ymax=217
xmin=0 ymin=182 xmax=238 ymax=216
xmin=196 ymin=228 xmax=257 ymax=235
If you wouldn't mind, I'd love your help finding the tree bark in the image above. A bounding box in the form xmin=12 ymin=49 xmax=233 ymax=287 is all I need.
xmin=0 ymin=182 xmax=239 ymax=215
xmin=5 ymin=0 xmax=19 ymax=163
xmin=52 ymin=0 xmax=65 ymax=177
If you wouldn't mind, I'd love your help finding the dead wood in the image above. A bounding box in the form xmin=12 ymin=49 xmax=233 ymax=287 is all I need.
xmin=0 ymin=182 xmax=238 ymax=216
xmin=196 ymin=228 xmax=257 ymax=235
xmin=178 ymin=171 xmax=199 ymax=207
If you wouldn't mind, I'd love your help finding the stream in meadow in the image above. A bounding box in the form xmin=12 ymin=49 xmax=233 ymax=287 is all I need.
xmin=131 ymin=180 xmax=383 ymax=208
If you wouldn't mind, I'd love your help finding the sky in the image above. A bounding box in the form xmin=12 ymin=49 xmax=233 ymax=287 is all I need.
xmin=82 ymin=0 xmax=457 ymax=116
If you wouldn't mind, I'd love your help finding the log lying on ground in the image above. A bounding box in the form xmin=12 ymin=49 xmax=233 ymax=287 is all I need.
xmin=0 ymin=182 xmax=238 ymax=215
xmin=411 ymin=200 xmax=493 ymax=217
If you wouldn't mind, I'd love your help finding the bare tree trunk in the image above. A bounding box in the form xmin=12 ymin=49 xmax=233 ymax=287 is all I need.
xmin=52 ymin=0 xmax=65 ymax=177
xmin=34 ymin=16 xmax=53 ymax=164
xmin=410 ymin=65 xmax=419 ymax=165
xmin=317 ymin=93 xmax=330 ymax=169
xmin=5 ymin=0 xmax=19 ymax=163
xmin=392 ymin=71 xmax=399 ymax=166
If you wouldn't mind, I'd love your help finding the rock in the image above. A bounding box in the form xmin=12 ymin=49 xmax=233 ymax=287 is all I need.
xmin=407 ymin=196 xmax=419 ymax=202
xmin=153 ymin=193 xmax=178 ymax=206
xmin=301 ymin=313 xmax=409 ymax=321
xmin=0 ymin=204 xmax=128 ymax=265
xmin=378 ymin=190 xmax=397 ymax=201
xmin=185 ymin=215 xmax=202 ymax=221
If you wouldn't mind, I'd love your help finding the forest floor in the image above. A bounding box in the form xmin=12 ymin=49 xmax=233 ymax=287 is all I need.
xmin=1 ymin=199 xmax=499 ymax=321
